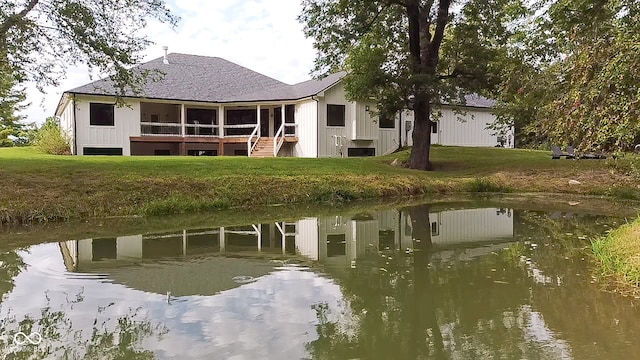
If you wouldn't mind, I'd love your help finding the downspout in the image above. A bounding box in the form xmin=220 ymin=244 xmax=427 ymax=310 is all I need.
xmin=398 ymin=110 xmax=402 ymax=150
xmin=72 ymin=93 xmax=78 ymax=155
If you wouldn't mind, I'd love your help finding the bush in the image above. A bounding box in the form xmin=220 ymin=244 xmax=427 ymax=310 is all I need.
xmin=36 ymin=118 xmax=71 ymax=155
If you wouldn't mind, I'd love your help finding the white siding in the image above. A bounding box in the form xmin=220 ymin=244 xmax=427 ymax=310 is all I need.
xmin=403 ymin=106 xmax=514 ymax=148
xmin=77 ymin=239 xmax=93 ymax=263
xmin=57 ymin=97 xmax=76 ymax=154
xmin=429 ymin=208 xmax=514 ymax=245
xmin=293 ymin=100 xmax=318 ymax=158
xmin=117 ymin=235 xmax=143 ymax=259
xmin=295 ymin=218 xmax=319 ymax=260
xmin=353 ymin=101 xmax=376 ymax=140
xmin=75 ymin=95 xmax=141 ymax=155
xmin=317 ymin=83 xmax=400 ymax=157
xmin=318 ymin=83 xmax=351 ymax=157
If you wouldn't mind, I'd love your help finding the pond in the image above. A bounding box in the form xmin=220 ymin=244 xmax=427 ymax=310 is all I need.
xmin=0 ymin=200 xmax=636 ymax=359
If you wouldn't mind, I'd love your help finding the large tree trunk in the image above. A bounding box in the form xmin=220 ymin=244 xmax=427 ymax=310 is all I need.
xmin=407 ymin=99 xmax=432 ymax=170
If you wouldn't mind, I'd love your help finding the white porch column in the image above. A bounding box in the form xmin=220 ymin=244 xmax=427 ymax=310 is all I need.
xmin=257 ymin=224 xmax=262 ymax=252
xmin=219 ymin=105 xmax=225 ymax=138
xmin=281 ymin=104 xmax=286 ymax=135
xmin=256 ymin=105 xmax=261 ymax=133
xmin=182 ymin=230 xmax=187 ymax=256
xmin=219 ymin=227 xmax=225 ymax=253
xmin=180 ymin=104 xmax=186 ymax=136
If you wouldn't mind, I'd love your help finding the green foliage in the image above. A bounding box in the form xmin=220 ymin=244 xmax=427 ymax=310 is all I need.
xmin=35 ymin=117 xmax=70 ymax=155
xmin=299 ymin=0 xmax=528 ymax=169
xmin=592 ymin=217 xmax=640 ymax=287
xmin=465 ymin=177 xmax=512 ymax=193
xmin=495 ymin=0 xmax=640 ymax=151
xmin=0 ymin=0 xmax=179 ymax=121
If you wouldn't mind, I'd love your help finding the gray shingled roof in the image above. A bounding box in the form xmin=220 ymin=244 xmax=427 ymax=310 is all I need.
xmin=66 ymin=53 xmax=492 ymax=108
xmin=67 ymin=53 xmax=345 ymax=103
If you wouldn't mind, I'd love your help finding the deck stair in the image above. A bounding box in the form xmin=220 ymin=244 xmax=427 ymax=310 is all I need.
xmin=250 ymin=137 xmax=276 ymax=157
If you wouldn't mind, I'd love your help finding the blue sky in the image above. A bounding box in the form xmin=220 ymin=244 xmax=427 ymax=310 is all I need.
xmin=21 ymin=0 xmax=317 ymax=123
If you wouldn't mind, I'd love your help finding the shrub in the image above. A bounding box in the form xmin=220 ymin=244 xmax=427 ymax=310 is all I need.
xmin=36 ymin=118 xmax=71 ymax=155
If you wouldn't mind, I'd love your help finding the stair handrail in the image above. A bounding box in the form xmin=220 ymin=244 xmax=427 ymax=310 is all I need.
xmin=247 ymin=124 xmax=260 ymax=157
xmin=273 ymin=122 xmax=286 ymax=157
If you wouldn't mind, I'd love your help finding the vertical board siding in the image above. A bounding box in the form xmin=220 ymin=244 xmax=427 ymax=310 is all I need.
xmin=353 ymin=101 xmax=376 ymax=140
xmin=293 ymin=100 xmax=318 ymax=158
xmin=429 ymin=208 xmax=514 ymax=245
xmin=76 ymin=96 xmax=141 ymax=155
xmin=295 ymin=218 xmax=320 ymax=260
xmin=116 ymin=235 xmax=143 ymax=259
xmin=318 ymin=84 xmax=350 ymax=157
xmin=58 ymin=98 xmax=76 ymax=154
xmin=402 ymin=107 xmax=513 ymax=148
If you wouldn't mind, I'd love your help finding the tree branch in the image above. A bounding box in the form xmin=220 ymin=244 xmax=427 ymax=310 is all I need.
xmin=0 ymin=0 xmax=40 ymax=34
xmin=428 ymin=0 xmax=451 ymax=68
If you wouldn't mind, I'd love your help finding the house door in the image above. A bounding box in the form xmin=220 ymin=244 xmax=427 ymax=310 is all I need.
xmin=260 ymin=109 xmax=270 ymax=137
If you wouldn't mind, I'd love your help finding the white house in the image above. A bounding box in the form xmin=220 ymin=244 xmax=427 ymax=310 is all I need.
xmin=55 ymin=52 xmax=510 ymax=157
xmin=58 ymin=207 xmax=515 ymax=284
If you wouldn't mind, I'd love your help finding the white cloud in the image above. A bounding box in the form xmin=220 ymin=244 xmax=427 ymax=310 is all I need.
xmin=19 ymin=0 xmax=317 ymax=124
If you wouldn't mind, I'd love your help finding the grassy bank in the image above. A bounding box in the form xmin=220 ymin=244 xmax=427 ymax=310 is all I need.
xmin=592 ymin=219 xmax=640 ymax=290
xmin=0 ymin=146 xmax=637 ymax=224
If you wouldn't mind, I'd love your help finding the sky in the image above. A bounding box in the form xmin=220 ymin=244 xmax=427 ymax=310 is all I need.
xmin=20 ymin=0 xmax=317 ymax=124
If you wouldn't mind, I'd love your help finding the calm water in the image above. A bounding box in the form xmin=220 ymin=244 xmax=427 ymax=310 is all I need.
xmin=0 ymin=202 xmax=636 ymax=359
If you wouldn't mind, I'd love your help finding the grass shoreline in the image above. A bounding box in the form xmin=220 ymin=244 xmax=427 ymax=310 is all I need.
xmin=1 ymin=146 xmax=639 ymax=225
xmin=592 ymin=219 xmax=640 ymax=293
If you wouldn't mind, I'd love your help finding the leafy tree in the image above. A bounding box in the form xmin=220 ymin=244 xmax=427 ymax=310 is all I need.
xmin=495 ymin=0 xmax=640 ymax=152
xmin=0 ymin=69 xmax=28 ymax=147
xmin=35 ymin=116 xmax=71 ymax=154
xmin=299 ymin=0 xmax=528 ymax=170
xmin=0 ymin=0 xmax=179 ymax=122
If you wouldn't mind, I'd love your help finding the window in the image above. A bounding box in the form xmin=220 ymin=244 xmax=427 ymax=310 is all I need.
xmin=379 ymin=114 xmax=395 ymax=129
xmin=83 ymin=147 xmax=122 ymax=155
xmin=154 ymin=149 xmax=171 ymax=156
xmin=90 ymin=103 xmax=114 ymax=126
xmin=92 ymin=238 xmax=117 ymax=260
xmin=431 ymin=121 xmax=438 ymax=134
xmin=187 ymin=150 xmax=217 ymax=156
xmin=348 ymin=147 xmax=375 ymax=157
xmin=327 ymin=104 xmax=345 ymax=127
xmin=327 ymin=234 xmax=346 ymax=257
xmin=431 ymin=221 xmax=439 ymax=236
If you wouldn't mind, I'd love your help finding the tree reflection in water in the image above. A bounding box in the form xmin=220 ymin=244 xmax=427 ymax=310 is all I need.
xmin=0 ymin=289 xmax=167 ymax=359
xmin=307 ymin=207 xmax=632 ymax=360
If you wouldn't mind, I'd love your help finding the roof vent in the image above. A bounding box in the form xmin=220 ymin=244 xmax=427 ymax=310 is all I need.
xmin=162 ymin=46 xmax=169 ymax=65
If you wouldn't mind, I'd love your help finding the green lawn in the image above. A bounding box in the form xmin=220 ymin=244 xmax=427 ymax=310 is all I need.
xmin=0 ymin=146 xmax=635 ymax=224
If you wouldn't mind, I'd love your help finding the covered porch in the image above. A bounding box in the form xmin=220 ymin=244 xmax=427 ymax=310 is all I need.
xmin=131 ymin=102 xmax=298 ymax=156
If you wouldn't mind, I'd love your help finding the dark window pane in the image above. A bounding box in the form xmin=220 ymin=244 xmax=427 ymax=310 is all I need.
xmin=347 ymin=147 xmax=375 ymax=157
xmin=431 ymin=121 xmax=438 ymax=134
xmin=379 ymin=114 xmax=395 ymax=129
xmin=154 ymin=149 xmax=172 ymax=156
xmin=327 ymin=104 xmax=345 ymax=127
xmin=187 ymin=150 xmax=217 ymax=156
xmin=92 ymin=238 xmax=117 ymax=260
xmin=83 ymin=147 xmax=123 ymax=155
xmin=327 ymin=234 xmax=346 ymax=257
xmin=90 ymin=103 xmax=115 ymax=126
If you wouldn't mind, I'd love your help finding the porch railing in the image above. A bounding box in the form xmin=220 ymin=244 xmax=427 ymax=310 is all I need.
xmin=224 ymin=124 xmax=259 ymax=137
xmin=247 ymin=124 xmax=260 ymax=157
xmin=185 ymin=124 xmax=218 ymax=136
xmin=140 ymin=122 xmax=182 ymax=136
xmin=273 ymin=123 xmax=299 ymax=156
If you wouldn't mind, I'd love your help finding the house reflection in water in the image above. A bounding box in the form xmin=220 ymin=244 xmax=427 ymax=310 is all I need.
xmin=58 ymin=206 xmax=514 ymax=292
